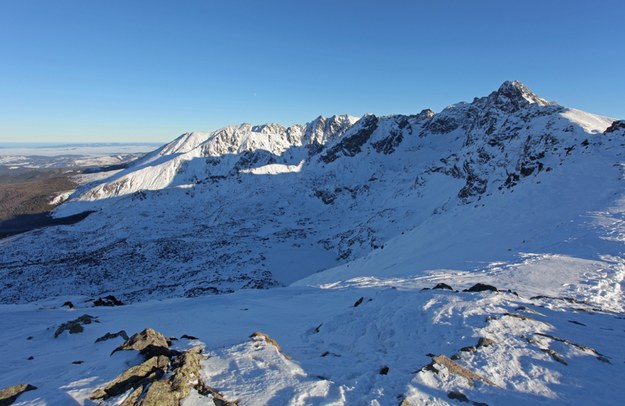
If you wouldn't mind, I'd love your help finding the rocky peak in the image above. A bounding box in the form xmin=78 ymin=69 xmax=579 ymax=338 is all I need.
xmin=483 ymin=80 xmax=551 ymax=113
xmin=303 ymin=114 xmax=357 ymax=146
xmin=416 ymin=108 xmax=436 ymax=121
xmin=604 ymin=120 xmax=625 ymax=134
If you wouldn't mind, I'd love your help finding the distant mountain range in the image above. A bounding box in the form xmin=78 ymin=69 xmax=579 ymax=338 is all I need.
xmin=0 ymin=81 xmax=622 ymax=303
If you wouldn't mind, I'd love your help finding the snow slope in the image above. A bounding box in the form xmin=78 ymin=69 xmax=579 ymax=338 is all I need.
xmin=1 ymin=81 xmax=620 ymax=304
xmin=1 ymin=81 xmax=625 ymax=405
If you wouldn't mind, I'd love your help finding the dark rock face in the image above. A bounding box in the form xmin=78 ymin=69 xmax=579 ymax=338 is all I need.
xmin=54 ymin=314 xmax=98 ymax=338
xmin=485 ymin=80 xmax=548 ymax=113
xmin=447 ymin=390 xmax=470 ymax=402
xmin=463 ymin=283 xmax=498 ymax=293
xmin=353 ymin=297 xmax=364 ymax=307
xmin=427 ymin=115 xmax=459 ymax=134
xmin=95 ymin=330 xmax=129 ymax=343
xmin=372 ymin=129 xmax=403 ymax=154
xmin=604 ymin=120 xmax=625 ymax=134
xmin=62 ymin=301 xmax=74 ymax=309
xmin=0 ymin=383 xmax=37 ymax=406
xmin=93 ymin=295 xmax=124 ymax=307
xmin=321 ymin=115 xmax=379 ymax=163
xmin=433 ymin=283 xmax=453 ymax=291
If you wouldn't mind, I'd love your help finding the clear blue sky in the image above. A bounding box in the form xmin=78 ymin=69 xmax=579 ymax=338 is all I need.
xmin=1 ymin=0 xmax=623 ymax=143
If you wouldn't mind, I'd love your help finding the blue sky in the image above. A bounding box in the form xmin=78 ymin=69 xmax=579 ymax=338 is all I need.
xmin=1 ymin=0 xmax=623 ymax=143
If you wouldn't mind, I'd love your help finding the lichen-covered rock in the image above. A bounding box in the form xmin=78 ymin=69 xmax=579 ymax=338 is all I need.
xmin=140 ymin=380 xmax=178 ymax=406
xmin=0 ymin=383 xmax=37 ymax=405
xmin=170 ymin=346 xmax=202 ymax=398
xmin=113 ymin=328 xmax=169 ymax=354
xmin=91 ymin=355 xmax=169 ymax=400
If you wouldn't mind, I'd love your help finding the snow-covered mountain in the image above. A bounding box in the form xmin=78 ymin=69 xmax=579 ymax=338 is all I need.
xmin=0 ymin=81 xmax=619 ymax=303
xmin=2 ymin=81 xmax=625 ymax=405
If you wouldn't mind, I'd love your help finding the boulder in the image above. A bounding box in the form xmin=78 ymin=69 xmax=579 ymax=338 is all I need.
xmin=0 ymin=383 xmax=37 ymax=405
xmin=113 ymin=328 xmax=169 ymax=355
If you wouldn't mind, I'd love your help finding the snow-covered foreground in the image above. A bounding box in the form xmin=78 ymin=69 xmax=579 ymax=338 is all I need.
xmin=1 ymin=250 xmax=624 ymax=405
xmin=2 ymin=82 xmax=625 ymax=405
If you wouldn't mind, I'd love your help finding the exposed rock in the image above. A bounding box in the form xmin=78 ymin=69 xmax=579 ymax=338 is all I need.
xmin=195 ymin=380 xmax=240 ymax=406
xmin=120 ymin=385 xmax=144 ymax=406
xmin=321 ymin=114 xmax=379 ymax=163
xmin=433 ymin=283 xmax=453 ymax=291
xmin=94 ymin=295 xmax=124 ymax=307
xmin=95 ymin=330 xmax=129 ymax=343
xmin=463 ymin=283 xmax=498 ymax=293
xmin=0 ymin=383 xmax=37 ymax=405
xmin=477 ymin=337 xmax=495 ymax=348
xmin=140 ymin=380 xmax=178 ymax=405
xmin=250 ymin=331 xmax=283 ymax=354
xmin=54 ymin=314 xmax=98 ymax=338
xmin=448 ymin=390 xmax=470 ymax=402
xmin=62 ymin=301 xmax=75 ymax=309
xmin=604 ymin=120 xmax=625 ymax=134
xmin=113 ymin=328 xmax=169 ymax=355
xmin=353 ymin=297 xmax=364 ymax=307
xmin=533 ymin=332 xmax=609 ymax=363
xmin=181 ymin=334 xmax=198 ymax=340
xmin=372 ymin=128 xmax=403 ymax=154
xmin=379 ymin=365 xmax=389 ymax=375
xmin=429 ymin=355 xmax=495 ymax=386
xmin=169 ymin=346 xmax=203 ymax=399
xmin=140 ymin=345 xmax=181 ymax=359
xmin=91 ymin=355 xmax=169 ymax=400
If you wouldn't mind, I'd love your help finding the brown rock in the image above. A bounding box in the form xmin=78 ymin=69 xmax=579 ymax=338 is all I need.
xmin=0 ymin=384 xmax=37 ymax=406
xmin=113 ymin=328 xmax=169 ymax=355
xmin=91 ymin=355 xmax=169 ymax=400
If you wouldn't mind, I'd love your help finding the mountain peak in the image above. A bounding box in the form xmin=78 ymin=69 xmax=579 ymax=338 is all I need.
xmin=490 ymin=80 xmax=550 ymax=111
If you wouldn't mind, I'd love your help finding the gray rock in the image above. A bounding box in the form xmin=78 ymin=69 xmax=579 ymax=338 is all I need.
xmin=54 ymin=314 xmax=98 ymax=338
xmin=95 ymin=330 xmax=129 ymax=343
xmin=113 ymin=328 xmax=169 ymax=354
xmin=91 ymin=355 xmax=169 ymax=400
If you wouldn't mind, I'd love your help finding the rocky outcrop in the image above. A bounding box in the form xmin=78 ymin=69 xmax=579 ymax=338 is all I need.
xmin=93 ymin=295 xmax=124 ymax=307
xmin=94 ymin=328 xmax=237 ymax=406
xmin=95 ymin=330 xmax=129 ymax=343
xmin=0 ymin=384 xmax=37 ymax=406
xmin=113 ymin=328 xmax=169 ymax=354
xmin=604 ymin=120 xmax=625 ymax=134
xmin=91 ymin=355 xmax=170 ymax=401
xmin=320 ymin=114 xmax=379 ymax=163
xmin=54 ymin=314 xmax=98 ymax=338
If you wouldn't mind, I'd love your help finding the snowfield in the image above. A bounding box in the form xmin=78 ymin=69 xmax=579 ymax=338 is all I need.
xmin=1 ymin=81 xmax=625 ymax=405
